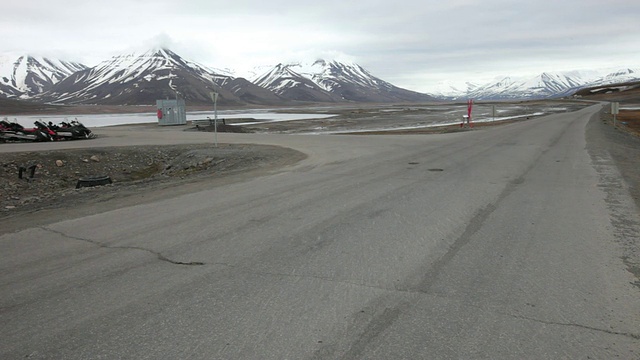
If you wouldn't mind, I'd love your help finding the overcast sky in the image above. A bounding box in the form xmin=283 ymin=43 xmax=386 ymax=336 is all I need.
xmin=3 ymin=0 xmax=640 ymax=92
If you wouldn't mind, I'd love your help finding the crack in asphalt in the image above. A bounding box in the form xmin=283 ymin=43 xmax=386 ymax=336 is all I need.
xmin=41 ymin=227 xmax=205 ymax=266
xmin=502 ymin=312 xmax=640 ymax=340
xmin=40 ymin=224 xmax=640 ymax=342
xmin=251 ymin=269 xmax=640 ymax=342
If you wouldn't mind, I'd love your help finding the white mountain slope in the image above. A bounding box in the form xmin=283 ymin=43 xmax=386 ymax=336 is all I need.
xmin=0 ymin=54 xmax=86 ymax=98
xmin=427 ymin=81 xmax=480 ymax=99
xmin=443 ymin=68 xmax=640 ymax=100
xmin=466 ymin=71 xmax=602 ymax=100
xmin=590 ymin=68 xmax=640 ymax=86
xmin=296 ymin=60 xmax=383 ymax=92
xmin=254 ymin=60 xmax=435 ymax=102
xmin=44 ymin=48 xmax=229 ymax=103
xmin=252 ymin=63 xmax=340 ymax=102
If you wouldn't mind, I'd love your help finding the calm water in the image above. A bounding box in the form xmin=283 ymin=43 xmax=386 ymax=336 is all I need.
xmin=5 ymin=110 xmax=334 ymax=128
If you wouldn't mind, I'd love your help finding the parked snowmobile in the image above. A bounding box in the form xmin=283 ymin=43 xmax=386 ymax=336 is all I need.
xmin=47 ymin=119 xmax=94 ymax=140
xmin=0 ymin=120 xmax=53 ymax=142
xmin=34 ymin=121 xmax=58 ymax=139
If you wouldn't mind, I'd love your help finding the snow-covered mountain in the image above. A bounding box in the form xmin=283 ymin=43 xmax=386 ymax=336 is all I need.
xmin=439 ymin=68 xmax=640 ymax=100
xmin=427 ymin=81 xmax=479 ymax=99
xmin=4 ymin=47 xmax=636 ymax=104
xmin=38 ymin=48 xmax=282 ymax=106
xmin=589 ymin=68 xmax=640 ymax=87
xmin=0 ymin=54 xmax=86 ymax=98
xmin=464 ymin=71 xmax=600 ymax=100
xmin=572 ymin=68 xmax=640 ymax=100
xmin=253 ymin=60 xmax=435 ymax=103
xmin=252 ymin=63 xmax=341 ymax=102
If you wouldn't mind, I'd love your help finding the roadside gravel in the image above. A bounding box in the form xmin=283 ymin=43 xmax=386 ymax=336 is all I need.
xmin=0 ymin=143 xmax=305 ymax=227
xmin=587 ymin=108 xmax=640 ymax=286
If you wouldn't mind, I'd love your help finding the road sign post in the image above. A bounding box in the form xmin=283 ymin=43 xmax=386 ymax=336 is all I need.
xmin=611 ymin=102 xmax=619 ymax=127
xmin=210 ymin=92 xmax=219 ymax=147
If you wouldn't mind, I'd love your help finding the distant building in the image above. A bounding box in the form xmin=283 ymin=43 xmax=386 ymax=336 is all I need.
xmin=156 ymin=99 xmax=186 ymax=125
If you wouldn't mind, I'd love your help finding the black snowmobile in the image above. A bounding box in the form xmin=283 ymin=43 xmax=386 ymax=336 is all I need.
xmin=47 ymin=119 xmax=95 ymax=140
xmin=0 ymin=120 xmax=54 ymax=142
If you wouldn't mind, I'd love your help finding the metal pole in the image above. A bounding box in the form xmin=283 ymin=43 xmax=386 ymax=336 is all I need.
xmin=210 ymin=92 xmax=219 ymax=147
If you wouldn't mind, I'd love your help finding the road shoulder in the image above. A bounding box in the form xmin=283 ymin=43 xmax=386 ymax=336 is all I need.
xmin=586 ymin=107 xmax=640 ymax=286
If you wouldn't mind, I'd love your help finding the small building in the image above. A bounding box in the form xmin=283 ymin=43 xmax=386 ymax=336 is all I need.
xmin=156 ymin=99 xmax=186 ymax=125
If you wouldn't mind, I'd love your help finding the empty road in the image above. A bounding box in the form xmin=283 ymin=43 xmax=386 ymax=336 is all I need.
xmin=1 ymin=104 xmax=639 ymax=359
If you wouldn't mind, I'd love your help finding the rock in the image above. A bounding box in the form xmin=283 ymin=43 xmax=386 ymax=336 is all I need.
xmin=55 ymin=160 xmax=64 ymax=167
xmin=82 ymin=159 xmax=89 ymax=163
xmin=90 ymin=155 xmax=100 ymax=162
xmin=20 ymin=196 xmax=41 ymax=204
xmin=5 ymin=205 xmax=16 ymax=209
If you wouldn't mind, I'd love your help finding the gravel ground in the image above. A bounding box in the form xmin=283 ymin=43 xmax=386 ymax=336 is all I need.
xmin=0 ymin=143 xmax=305 ymax=220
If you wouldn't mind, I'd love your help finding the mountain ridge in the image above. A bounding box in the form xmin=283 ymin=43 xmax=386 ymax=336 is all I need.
xmin=0 ymin=49 xmax=638 ymax=104
xmin=253 ymin=60 xmax=436 ymax=103
xmin=35 ymin=48 xmax=283 ymax=106
xmin=439 ymin=69 xmax=640 ymax=100
xmin=0 ymin=54 xmax=86 ymax=98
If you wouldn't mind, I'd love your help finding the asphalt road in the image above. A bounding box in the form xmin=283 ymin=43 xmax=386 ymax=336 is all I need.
xmin=1 ymin=104 xmax=639 ymax=359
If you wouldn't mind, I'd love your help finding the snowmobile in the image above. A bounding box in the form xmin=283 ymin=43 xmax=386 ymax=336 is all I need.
xmin=47 ymin=119 xmax=95 ymax=140
xmin=0 ymin=120 xmax=53 ymax=142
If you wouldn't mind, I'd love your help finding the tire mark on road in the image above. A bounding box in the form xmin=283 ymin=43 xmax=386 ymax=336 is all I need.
xmin=340 ymin=307 xmax=402 ymax=360
xmin=401 ymin=112 xmax=578 ymax=293
xmin=503 ymin=312 xmax=640 ymax=340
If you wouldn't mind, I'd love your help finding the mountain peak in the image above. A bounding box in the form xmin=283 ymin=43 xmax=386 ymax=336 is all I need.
xmin=148 ymin=47 xmax=177 ymax=58
xmin=254 ymin=59 xmax=434 ymax=103
xmin=0 ymin=53 xmax=86 ymax=98
xmin=37 ymin=47 xmax=285 ymax=106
